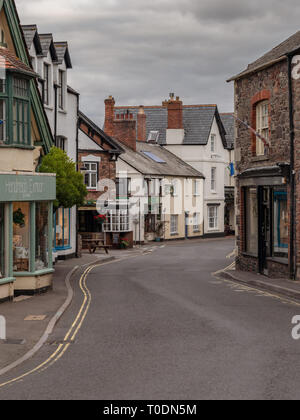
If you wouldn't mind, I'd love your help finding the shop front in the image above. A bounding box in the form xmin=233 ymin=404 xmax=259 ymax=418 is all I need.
xmin=239 ymin=165 xmax=290 ymax=278
xmin=0 ymin=172 xmax=56 ymax=301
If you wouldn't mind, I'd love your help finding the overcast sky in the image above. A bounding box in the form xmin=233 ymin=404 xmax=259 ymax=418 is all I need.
xmin=15 ymin=0 xmax=300 ymax=126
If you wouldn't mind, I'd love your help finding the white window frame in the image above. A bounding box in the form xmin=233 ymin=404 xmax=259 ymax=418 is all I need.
xmin=83 ymin=162 xmax=98 ymax=190
xmin=43 ymin=63 xmax=50 ymax=106
xmin=170 ymin=215 xmax=178 ymax=235
xmin=193 ymin=213 xmax=200 ymax=232
xmin=194 ymin=180 xmax=201 ymax=196
xmin=211 ymin=167 xmax=217 ymax=192
xmin=256 ymin=100 xmax=269 ymax=156
xmin=211 ymin=134 xmax=216 ymax=153
xmin=208 ymin=206 xmax=218 ymax=230
xmin=58 ymin=69 xmax=65 ymax=110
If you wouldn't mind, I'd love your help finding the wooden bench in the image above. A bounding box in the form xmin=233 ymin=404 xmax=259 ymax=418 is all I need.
xmin=81 ymin=233 xmax=112 ymax=255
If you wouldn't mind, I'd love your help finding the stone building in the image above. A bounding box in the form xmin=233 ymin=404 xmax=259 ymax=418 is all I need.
xmin=228 ymin=30 xmax=300 ymax=279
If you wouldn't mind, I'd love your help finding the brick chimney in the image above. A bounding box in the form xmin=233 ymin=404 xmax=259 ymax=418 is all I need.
xmin=113 ymin=110 xmax=137 ymax=151
xmin=137 ymin=106 xmax=147 ymax=142
xmin=104 ymin=96 xmax=115 ymax=137
xmin=165 ymin=93 xmax=183 ymax=129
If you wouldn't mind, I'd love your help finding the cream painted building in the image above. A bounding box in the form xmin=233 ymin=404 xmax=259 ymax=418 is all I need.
xmin=115 ymin=139 xmax=205 ymax=244
xmin=115 ymin=97 xmax=235 ymax=237
xmin=0 ymin=1 xmax=56 ymax=302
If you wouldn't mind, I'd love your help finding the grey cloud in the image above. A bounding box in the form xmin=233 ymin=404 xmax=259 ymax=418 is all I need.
xmin=15 ymin=0 xmax=300 ymax=126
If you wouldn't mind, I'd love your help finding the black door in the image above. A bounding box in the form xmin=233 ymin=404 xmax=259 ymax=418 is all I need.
xmin=258 ymin=187 xmax=271 ymax=275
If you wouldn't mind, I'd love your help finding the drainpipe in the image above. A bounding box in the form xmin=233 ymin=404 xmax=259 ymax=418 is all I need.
xmin=76 ymin=95 xmax=80 ymax=258
xmin=54 ymin=84 xmax=58 ymax=146
xmin=288 ymin=55 xmax=296 ymax=280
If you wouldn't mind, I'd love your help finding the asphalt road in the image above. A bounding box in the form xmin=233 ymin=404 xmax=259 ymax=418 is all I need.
xmin=1 ymin=237 xmax=300 ymax=400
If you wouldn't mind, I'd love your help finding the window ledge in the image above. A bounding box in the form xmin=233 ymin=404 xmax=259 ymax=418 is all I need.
xmin=170 ymin=233 xmax=179 ymax=236
xmin=241 ymin=252 xmax=258 ymax=258
xmin=44 ymin=105 xmax=54 ymax=111
xmin=14 ymin=269 xmax=55 ymax=277
xmin=251 ymin=155 xmax=269 ymax=162
xmin=266 ymin=257 xmax=288 ymax=266
xmin=0 ymin=144 xmax=34 ymax=150
xmin=0 ymin=277 xmax=16 ymax=286
xmin=58 ymin=109 xmax=67 ymax=115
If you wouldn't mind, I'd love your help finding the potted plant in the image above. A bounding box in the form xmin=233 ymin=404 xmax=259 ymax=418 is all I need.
xmin=13 ymin=208 xmax=26 ymax=228
xmin=94 ymin=214 xmax=107 ymax=226
xmin=120 ymin=238 xmax=130 ymax=249
xmin=155 ymin=221 xmax=166 ymax=242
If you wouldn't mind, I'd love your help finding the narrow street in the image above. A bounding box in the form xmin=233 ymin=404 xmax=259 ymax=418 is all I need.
xmin=0 ymin=238 xmax=300 ymax=400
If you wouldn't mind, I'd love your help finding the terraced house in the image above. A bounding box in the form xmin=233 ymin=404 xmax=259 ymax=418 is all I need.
xmin=114 ymin=94 xmax=235 ymax=238
xmin=0 ymin=0 xmax=56 ymax=301
xmin=21 ymin=24 xmax=78 ymax=261
xmin=228 ymin=30 xmax=300 ymax=280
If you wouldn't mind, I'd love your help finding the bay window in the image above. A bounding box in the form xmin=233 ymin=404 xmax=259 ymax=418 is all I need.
xmin=0 ymin=74 xmax=31 ymax=147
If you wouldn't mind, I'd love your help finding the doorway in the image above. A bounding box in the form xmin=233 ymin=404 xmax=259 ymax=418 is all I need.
xmin=258 ymin=187 xmax=271 ymax=275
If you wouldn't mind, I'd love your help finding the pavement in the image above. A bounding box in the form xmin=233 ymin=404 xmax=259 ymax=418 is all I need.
xmin=0 ymin=244 xmax=164 ymax=375
xmin=218 ymin=264 xmax=300 ymax=303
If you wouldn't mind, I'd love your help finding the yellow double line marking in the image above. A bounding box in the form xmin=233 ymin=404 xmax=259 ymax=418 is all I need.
xmin=0 ymin=264 xmax=97 ymax=389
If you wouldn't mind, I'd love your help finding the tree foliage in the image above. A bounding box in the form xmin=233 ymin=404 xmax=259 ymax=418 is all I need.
xmin=39 ymin=147 xmax=87 ymax=210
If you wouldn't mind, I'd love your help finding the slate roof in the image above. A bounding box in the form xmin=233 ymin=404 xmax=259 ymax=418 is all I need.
xmin=114 ymin=139 xmax=205 ymax=178
xmin=228 ymin=31 xmax=300 ymax=81
xmin=39 ymin=34 xmax=58 ymax=61
xmin=0 ymin=47 xmax=37 ymax=77
xmin=115 ymin=105 xmax=228 ymax=147
xmin=220 ymin=113 xmax=235 ymax=150
xmin=54 ymin=42 xmax=72 ymax=68
xmin=21 ymin=25 xmax=43 ymax=56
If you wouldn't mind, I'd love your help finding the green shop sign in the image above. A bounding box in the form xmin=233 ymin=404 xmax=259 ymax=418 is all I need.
xmin=0 ymin=174 xmax=56 ymax=202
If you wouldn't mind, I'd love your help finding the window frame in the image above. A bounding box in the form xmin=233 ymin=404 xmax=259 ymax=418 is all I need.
xmin=255 ymin=100 xmax=269 ymax=156
xmin=0 ymin=74 xmax=31 ymax=147
xmin=211 ymin=134 xmax=216 ymax=154
xmin=43 ymin=63 xmax=50 ymax=106
xmin=58 ymin=70 xmax=65 ymax=110
xmin=170 ymin=215 xmax=179 ymax=235
xmin=211 ymin=167 xmax=217 ymax=192
xmin=83 ymin=161 xmax=98 ymax=190
xmin=208 ymin=206 xmax=218 ymax=230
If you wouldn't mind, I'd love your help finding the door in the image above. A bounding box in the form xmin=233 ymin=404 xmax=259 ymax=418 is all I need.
xmin=185 ymin=212 xmax=189 ymax=238
xmin=258 ymin=187 xmax=271 ymax=275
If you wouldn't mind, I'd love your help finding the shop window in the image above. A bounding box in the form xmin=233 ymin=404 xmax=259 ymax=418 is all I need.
xmin=13 ymin=203 xmax=30 ymax=272
xmin=35 ymin=203 xmax=49 ymax=271
xmin=54 ymin=208 xmax=70 ymax=250
xmin=245 ymin=188 xmax=258 ymax=255
xmin=273 ymin=190 xmax=288 ymax=258
xmin=0 ymin=204 xmax=5 ymax=279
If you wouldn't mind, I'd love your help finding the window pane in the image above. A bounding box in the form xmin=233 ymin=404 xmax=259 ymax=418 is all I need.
xmin=13 ymin=99 xmax=17 ymax=142
xmin=36 ymin=202 xmax=49 ymax=270
xmin=13 ymin=203 xmax=30 ymax=272
xmin=0 ymin=99 xmax=6 ymax=143
xmin=273 ymin=190 xmax=288 ymax=258
xmin=0 ymin=204 xmax=5 ymax=278
xmin=245 ymin=188 xmax=258 ymax=254
xmin=63 ymin=209 xmax=70 ymax=246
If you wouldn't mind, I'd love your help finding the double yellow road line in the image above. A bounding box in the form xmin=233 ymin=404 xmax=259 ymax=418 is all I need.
xmin=0 ymin=264 xmax=97 ymax=389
